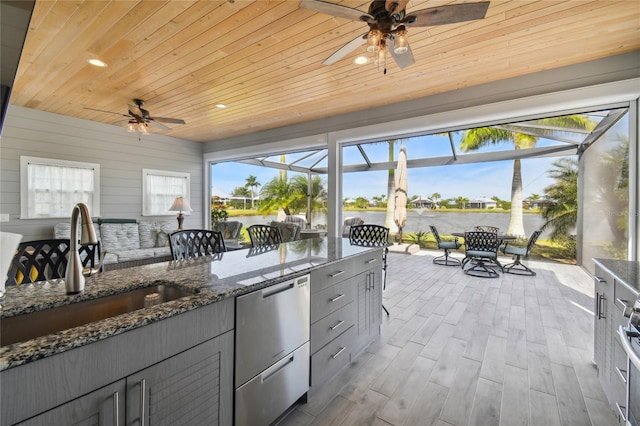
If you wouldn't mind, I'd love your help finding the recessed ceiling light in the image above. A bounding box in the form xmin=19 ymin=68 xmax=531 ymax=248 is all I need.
xmin=353 ymin=55 xmax=369 ymax=65
xmin=215 ymin=103 xmax=227 ymax=109
xmin=87 ymin=58 xmax=107 ymax=67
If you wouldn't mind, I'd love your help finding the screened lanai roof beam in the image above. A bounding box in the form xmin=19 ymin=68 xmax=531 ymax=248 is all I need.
xmin=238 ymin=158 xmax=311 ymax=175
xmin=447 ymin=132 xmax=458 ymax=160
xmin=579 ymin=108 xmax=628 ymax=153
xmin=325 ymin=143 xmax=578 ymax=173
xmin=356 ymin=144 xmax=372 ymax=169
xmin=493 ymin=125 xmax=582 ymax=145
xmin=287 ymin=150 xmax=323 ymax=167
xmin=504 ymin=122 xmax=592 ymax=134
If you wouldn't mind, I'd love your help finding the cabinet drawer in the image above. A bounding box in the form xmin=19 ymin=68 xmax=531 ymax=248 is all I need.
xmin=311 ymin=326 xmax=355 ymax=389
xmin=613 ymin=279 xmax=636 ymax=326
xmin=352 ymin=252 xmax=383 ymax=271
xmin=611 ymin=338 xmax=629 ymax=407
xmin=310 ymin=259 xmax=355 ymax=294
xmin=311 ymin=301 xmax=356 ymax=353
xmin=235 ymin=342 xmax=310 ymax=426
xmin=311 ymin=276 xmax=356 ymax=323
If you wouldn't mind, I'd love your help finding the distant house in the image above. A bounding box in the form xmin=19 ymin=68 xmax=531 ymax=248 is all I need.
xmin=466 ymin=197 xmax=498 ymax=209
xmin=412 ymin=196 xmax=436 ymax=209
xmin=523 ymin=197 xmax=553 ymax=209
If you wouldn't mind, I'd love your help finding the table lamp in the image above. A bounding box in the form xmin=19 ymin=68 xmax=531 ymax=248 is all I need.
xmin=169 ymin=196 xmax=192 ymax=230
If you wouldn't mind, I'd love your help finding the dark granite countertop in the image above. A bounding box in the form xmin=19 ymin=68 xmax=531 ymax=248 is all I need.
xmin=0 ymin=237 xmax=378 ymax=371
xmin=593 ymin=258 xmax=640 ymax=296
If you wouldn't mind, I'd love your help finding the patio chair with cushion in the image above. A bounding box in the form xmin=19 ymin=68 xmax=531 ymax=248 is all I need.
xmin=461 ymin=231 xmax=503 ymax=278
xmin=169 ymin=230 xmax=225 ymax=261
xmin=284 ymin=215 xmax=307 ymax=229
xmin=342 ymin=217 xmax=364 ymax=237
xmin=213 ymin=220 xmax=243 ymax=241
xmin=349 ymin=224 xmax=390 ymax=316
xmin=269 ymin=221 xmax=301 ymax=242
xmin=247 ymin=224 xmax=283 ymax=247
xmin=502 ymin=230 xmax=541 ymax=276
xmin=430 ymin=225 xmax=461 ymax=266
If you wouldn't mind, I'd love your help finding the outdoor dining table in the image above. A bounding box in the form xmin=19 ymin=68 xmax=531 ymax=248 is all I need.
xmin=451 ymin=232 xmax=518 ymax=243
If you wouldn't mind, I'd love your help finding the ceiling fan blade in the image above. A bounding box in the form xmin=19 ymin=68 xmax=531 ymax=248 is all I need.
xmin=147 ymin=120 xmax=171 ymax=131
xmin=387 ymin=37 xmax=415 ymax=69
xmin=299 ymin=0 xmax=374 ymax=23
xmin=323 ymin=33 xmax=368 ymax=65
xmin=84 ymin=107 xmax=129 ymax=118
xmin=151 ymin=117 xmax=186 ymax=125
xmin=128 ymin=104 xmax=143 ymax=118
xmin=404 ymin=2 xmax=490 ymax=27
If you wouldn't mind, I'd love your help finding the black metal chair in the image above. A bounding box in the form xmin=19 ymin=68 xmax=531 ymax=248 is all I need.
xmin=169 ymin=230 xmax=226 ymax=261
xmin=474 ymin=225 xmax=499 ymax=233
xmin=349 ymin=224 xmax=390 ymax=316
xmin=430 ymin=225 xmax=461 ymax=266
xmin=461 ymin=231 xmax=503 ymax=278
xmin=247 ymin=224 xmax=283 ymax=247
xmin=5 ymin=239 xmax=102 ymax=286
xmin=502 ymin=230 xmax=541 ymax=276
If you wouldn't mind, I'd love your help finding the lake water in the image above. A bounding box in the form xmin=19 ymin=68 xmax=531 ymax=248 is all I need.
xmin=233 ymin=210 xmax=548 ymax=237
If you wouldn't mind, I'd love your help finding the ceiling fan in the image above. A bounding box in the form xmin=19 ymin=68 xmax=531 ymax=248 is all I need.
xmin=85 ymin=99 xmax=186 ymax=134
xmin=299 ymin=0 xmax=490 ymax=70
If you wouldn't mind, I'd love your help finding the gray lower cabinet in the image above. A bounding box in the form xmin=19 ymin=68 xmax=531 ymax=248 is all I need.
xmin=594 ymin=263 xmax=634 ymax=424
xmin=15 ymin=332 xmax=234 ymax=426
xmin=309 ymin=250 xmax=383 ymax=391
xmin=16 ymin=380 xmax=126 ymax=426
xmin=2 ymin=298 xmax=235 ymax=426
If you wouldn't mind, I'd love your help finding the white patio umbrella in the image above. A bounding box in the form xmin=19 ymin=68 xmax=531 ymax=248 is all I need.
xmin=394 ymin=145 xmax=408 ymax=243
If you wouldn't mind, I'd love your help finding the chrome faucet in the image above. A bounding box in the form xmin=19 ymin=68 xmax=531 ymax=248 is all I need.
xmin=65 ymin=203 xmax=104 ymax=294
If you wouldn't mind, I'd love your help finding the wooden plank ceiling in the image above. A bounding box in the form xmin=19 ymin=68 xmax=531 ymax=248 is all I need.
xmin=10 ymin=0 xmax=640 ymax=143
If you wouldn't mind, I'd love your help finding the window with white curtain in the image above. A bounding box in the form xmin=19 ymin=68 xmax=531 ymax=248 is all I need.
xmin=142 ymin=169 xmax=190 ymax=216
xmin=20 ymin=156 xmax=100 ymax=219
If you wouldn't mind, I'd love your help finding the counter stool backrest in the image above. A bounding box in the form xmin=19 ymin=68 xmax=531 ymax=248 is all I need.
xmin=6 ymin=239 xmax=101 ymax=286
xmin=169 ymin=230 xmax=225 ymax=261
xmin=247 ymin=225 xmax=283 ymax=247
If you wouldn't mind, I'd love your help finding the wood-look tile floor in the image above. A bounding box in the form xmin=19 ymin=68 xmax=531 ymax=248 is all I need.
xmin=279 ymin=250 xmax=619 ymax=426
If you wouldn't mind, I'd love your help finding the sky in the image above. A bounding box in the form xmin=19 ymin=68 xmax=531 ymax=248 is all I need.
xmin=210 ymin=132 xmax=568 ymax=202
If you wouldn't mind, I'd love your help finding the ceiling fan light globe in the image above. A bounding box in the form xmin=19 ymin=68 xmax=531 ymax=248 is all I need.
xmin=366 ymin=29 xmax=382 ymax=53
xmin=394 ymin=46 xmax=408 ymax=55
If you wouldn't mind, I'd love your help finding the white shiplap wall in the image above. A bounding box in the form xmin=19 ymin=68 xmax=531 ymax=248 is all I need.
xmin=0 ymin=106 xmax=204 ymax=242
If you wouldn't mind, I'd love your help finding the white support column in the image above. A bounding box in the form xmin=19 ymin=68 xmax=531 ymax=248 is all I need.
xmin=327 ymin=133 xmax=343 ymax=238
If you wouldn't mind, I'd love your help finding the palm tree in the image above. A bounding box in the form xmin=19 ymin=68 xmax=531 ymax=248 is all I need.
xmin=429 ymin=192 xmax=441 ymax=209
xmin=257 ymin=176 xmax=296 ymax=216
xmin=459 ymin=116 xmax=594 ymax=237
xmin=244 ymin=175 xmax=260 ymax=209
xmin=290 ymin=174 xmax=327 ymax=223
xmin=539 ymin=158 xmax=578 ymax=239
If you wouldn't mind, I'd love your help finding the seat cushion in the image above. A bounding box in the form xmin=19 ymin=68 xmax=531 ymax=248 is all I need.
xmin=466 ymin=250 xmax=497 ymax=259
xmin=503 ymin=246 xmax=527 ymax=256
xmin=100 ymin=223 xmax=141 ymax=251
xmin=110 ymin=248 xmax=156 ymax=263
xmin=438 ymin=241 xmax=459 ymax=249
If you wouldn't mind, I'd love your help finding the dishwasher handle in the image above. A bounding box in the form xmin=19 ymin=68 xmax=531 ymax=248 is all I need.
xmin=262 ymin=280 xmax=295 ymax=298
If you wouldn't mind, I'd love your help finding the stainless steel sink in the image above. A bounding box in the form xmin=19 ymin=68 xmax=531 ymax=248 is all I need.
xmin=0 ymin=284 xmax=196 ymax=347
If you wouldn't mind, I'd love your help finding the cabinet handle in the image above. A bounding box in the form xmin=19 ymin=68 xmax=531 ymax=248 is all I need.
xmin=615 ymin=402 xmax=626 ymax=423
xmin=598 ymin=294 xmax=606 ymax=319
xmin=366 ymin=258 xmax=377 ymax=264
xmin=370 ymin=271 xmax=375 ymax=290
xmin=112 ymin=391 xmax=119 ymax=426
xmin=595 ymin=276 xmax=606 ymax=283
xmin=615 ymin=366 xmax=627 ymax=384
xmin=329 ymin=270 xmax=344 ymax=278
xmin=595 ymin=292 xmax=600 ymax=317
xmin=329 ymin=294 xmax=345 ymax=303
xmin=331 ymin=346 xmax=346 ymax=359
xmin=139 ymin=379 xmax=146 ymax=426
xmin=330 ymin=320 xmax=345 ymax=331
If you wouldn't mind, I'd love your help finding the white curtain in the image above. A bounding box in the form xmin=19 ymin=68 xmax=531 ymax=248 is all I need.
xmin=145 ymin=172 xmax=187 ymax=215
xmin=27 ymin=162 xmax=94 ymax=217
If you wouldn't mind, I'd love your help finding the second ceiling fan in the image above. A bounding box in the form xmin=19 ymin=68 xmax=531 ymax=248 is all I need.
xmin=300 ymin=0 xmax=490 ymax=70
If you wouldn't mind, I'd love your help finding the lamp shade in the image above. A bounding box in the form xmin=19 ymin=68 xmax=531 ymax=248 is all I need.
xmin=169 ymin=196 xmax=192 ymax=213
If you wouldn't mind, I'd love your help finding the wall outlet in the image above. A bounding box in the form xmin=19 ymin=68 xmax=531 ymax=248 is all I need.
xmin=0 ymin=214 xmax=10 ymax=222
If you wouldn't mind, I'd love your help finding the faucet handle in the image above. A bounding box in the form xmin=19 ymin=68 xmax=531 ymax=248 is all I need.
xmin=83 ymin=249 xmax=106 ymax=277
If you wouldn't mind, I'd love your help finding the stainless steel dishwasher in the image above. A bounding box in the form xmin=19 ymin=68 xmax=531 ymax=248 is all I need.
xmin=235 ymin=274 xmax=310 ymax=426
